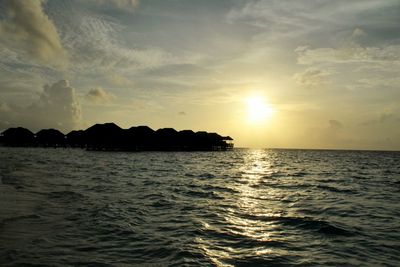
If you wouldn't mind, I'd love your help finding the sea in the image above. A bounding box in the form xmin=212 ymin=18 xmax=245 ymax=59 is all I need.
xmin=0 ymin=147 xmax=399 ymax=267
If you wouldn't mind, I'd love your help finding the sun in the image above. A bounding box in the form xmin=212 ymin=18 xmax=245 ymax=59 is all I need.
xmin=246 ymin=96 xmax=274 ymax=123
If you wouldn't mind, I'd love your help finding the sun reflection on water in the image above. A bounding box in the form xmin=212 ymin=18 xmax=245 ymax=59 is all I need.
xmin=196 ymin=236 xmax=235 ymax=267
xmin=235 ymin=149 xmax=281 ymax=215
xmin=197 ymin=149 xmax=287 ymax=265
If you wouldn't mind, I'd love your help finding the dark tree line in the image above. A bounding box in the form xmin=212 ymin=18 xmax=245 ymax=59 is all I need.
xmin=0 ymin=123 xmax=233 ymax=151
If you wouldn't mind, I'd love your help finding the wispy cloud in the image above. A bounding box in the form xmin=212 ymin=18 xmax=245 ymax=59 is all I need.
xmin=87 ymin=0 xmax=140 ymax=12
xmin=293 ymin=68 xmax=331 ymax=87
xmin=356 ymin=77 xmax=400 ymax=88
xmin=227 ymin=1 xmax=400 ymax=36
xmin=296 ymin=43 xmax=400 ymax=65
xmin=59 ymin=12 xmax=186 ymax=75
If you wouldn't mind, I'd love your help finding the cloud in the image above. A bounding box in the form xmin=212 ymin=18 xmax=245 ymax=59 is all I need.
xmin=89 ymin=0 xmax=139 ymax=11
xmin=105 ymin=73 xmax=134 ymax=87
xmin=227 ymin=1 xmax=400 ymax=41
xmin=0 ymin=0 xmax=67 ymax=66
xmin=293 ymin=68 xmax=331 ymax=87
xmin=0 ymin=80 xmax=81 ymax=132
xmin=32 ymin=80 xmax=81 ymax=129
xmin=0 ymin=0 xmax=199 ymax=88
xmin=351 ymin=28 xmax=366 ymax=38
xmin=294 ymin=28 xmax=400 ymax=94
xmin=227 ymin=1 xmax=322 ymax=30
xmin=356 ymin=77 xmax=400 ymax=88
xmin=295 ymin=40 xmax=400 ymax=65
xmin=85 ymin=87 xmax=116 ymax=104
xmin=61 ymin=13 xmax=178 ymax=73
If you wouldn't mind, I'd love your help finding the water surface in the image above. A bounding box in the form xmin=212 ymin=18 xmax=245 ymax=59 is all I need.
xmin=1 ymin=147 xmax=399 ymax=266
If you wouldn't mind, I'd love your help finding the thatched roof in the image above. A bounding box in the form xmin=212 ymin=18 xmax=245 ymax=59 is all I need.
xmin=85 ymin=122 xmax=122 ymax=133
xmin=2 ymin=127 xmax=34 ymax=137
xmin=36 ymin=129 xmax=64 ymax=137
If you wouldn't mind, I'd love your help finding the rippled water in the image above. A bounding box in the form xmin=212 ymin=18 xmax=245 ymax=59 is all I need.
xmin=1 ymin=147 xmax=399 ymax=266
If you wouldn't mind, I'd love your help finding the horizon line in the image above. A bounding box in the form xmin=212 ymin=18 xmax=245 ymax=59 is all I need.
xmin=235 ymin=147 xmax=400 ymax=153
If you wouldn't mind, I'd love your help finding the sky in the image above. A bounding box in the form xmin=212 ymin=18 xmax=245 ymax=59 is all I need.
xmin=0 ymin=0 xmax=399 ymax=150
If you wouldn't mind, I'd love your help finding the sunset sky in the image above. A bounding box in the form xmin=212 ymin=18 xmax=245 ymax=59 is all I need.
xmin=0 ymin=0 xmax=399 ymax=150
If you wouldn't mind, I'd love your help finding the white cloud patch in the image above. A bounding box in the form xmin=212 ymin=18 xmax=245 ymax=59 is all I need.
xmin=85 ymin=87 xmax=116 ymax=104
xmin=293 ymin=68 xmax=331 ymax=87
xmin=0 ymin=80 xmax=81 ymax=132
xmin=0 ymin=0 xmax=67 ymax=67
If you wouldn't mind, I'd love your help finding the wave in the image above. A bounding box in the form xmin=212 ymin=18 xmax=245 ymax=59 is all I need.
xmin=1 ymin=147 xmax=399 ymax=266
xmin=198 ymin=226 xmax=286 ymax=249
xmin=47 ymin=190 xmax=85 ymax=200
xmin=315 ymin=184 xmax=358 ymax=194
xmin=235 ymin=213 xmax=355 ymax=237
xmin=0 ymin=214 xmax=41 ymax=227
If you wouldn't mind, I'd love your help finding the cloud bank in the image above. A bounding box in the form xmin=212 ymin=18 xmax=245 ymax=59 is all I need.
xmin=0 ymin=80 xmax=81 ymax=132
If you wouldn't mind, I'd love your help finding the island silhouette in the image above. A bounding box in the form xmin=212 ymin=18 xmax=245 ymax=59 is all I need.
xmin=0 ymin=123 xmax=234 ymax=151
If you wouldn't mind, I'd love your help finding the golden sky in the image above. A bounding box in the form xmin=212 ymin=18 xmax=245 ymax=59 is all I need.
xmin=0 ymin=0 xmax=399 ymax=150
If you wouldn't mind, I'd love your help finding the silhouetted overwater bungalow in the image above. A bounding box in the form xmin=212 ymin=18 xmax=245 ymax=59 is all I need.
xmin=66 ymin=130 xmax=85 ymax=148
xmin=155 ymin=128 xmax=179 ymax=150
xmin=36 ymin=129 xmax=65 ymax=147
xmin=124 ymin=126 xmax=156 ymax=150
xmin=1 ymin=123 xmax=234 ymax=151
xmin=84 ymin=123 xmax=124 ymax=150
xmin=1 ymin=127 xmax=35 ymax=147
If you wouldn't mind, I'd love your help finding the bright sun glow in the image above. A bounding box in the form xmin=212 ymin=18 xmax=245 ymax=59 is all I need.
xmin=246 ymin=96 xmax=274 ymax=123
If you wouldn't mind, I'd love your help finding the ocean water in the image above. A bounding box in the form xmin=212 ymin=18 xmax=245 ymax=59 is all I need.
xmin=0 ymin=147 xmax=399 ymax=267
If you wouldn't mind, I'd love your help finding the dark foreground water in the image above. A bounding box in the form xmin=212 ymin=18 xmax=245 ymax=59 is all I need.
xmin=0 ymin=147 xmax=399 ymax=266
